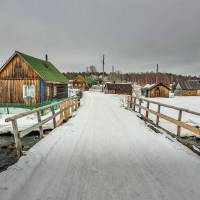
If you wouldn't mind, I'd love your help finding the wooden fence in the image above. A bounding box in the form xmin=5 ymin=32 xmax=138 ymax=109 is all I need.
xmin=127 ymin=96 xmax=200 ymax=138
xmin=5 ymin=97 xmax=80 ymax=157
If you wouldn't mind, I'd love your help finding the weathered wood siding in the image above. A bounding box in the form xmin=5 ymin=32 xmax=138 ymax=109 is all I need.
xmin=0 ymin=54 xmax=41 ymax=104
xmin=44 ymin=82 xmax=68 ymax=101
xmin=0 ymin=54 xmax=40 ymax=79
xmin=148 ymin=85 xmax=169 ymax=97
xmin=182 ymin=89 xmax=198 ymax=96
xmin=0 ymin=79 xmax=40 ymax=104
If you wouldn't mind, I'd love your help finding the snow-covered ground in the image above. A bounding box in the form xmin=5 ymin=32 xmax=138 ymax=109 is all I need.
xmin=0 ymin=92 xmax=200 ymax=200
xmin=139 ymin=96 xmax=200 ymax=137
xmin=0 ymin=108 xmax=62 ymax=134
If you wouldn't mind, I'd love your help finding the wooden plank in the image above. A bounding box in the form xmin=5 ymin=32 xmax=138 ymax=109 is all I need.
xmin=20 ymin=105 xmax=71 ymax=137
xmin=156 ymin=104 xmax=161 ymax=126
xmin=11 ymin=119 xmax=22 ymax=157
xmin=177 ymin=110 xmax=182 ymax=137
xmin=145 ymin=101 xmax=150 ymax=118
xmin=138 ymin=97 xmax=200 ymax=116
xmin=139 ymin=99 xmax=142 ymax=114
xmin=37 ymin=111 xmax=43 ymax=138
xmin=139 ymin=105 xmax=200 ymax=136
xmin=51 ymin=106 xmax=57 ymax=129
xmin=5 ymin=98 xmax=75 ymax=122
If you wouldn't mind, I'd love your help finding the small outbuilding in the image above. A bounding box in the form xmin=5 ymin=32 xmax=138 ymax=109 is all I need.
xmin=0 ymin=51 xmax=68 ymax=105
xmin=73 ymin=75 xmax=87 ymax=91
xmin=175 ymin=80 xmax=200 ymax=96
xmin=142 ymin=83 xmax=170 ymax=98
xmin=104 ymin=83 xmax=132 ymax=95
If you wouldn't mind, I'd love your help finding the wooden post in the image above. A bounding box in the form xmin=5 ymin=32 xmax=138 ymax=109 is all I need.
xmin=69 ymin=100 xmax=73 ymax=116
xmin=63 ymin=100 xmax=68 ymax=120
xmin=37 ymin=111 xmax=43 ymax=138
xmin=51 ymin=106 xmax=56 ymax=128
xmin=129 ymin=96 xmax=133 ymax=109
xmin=133 ymin=97 xmax=136 ymax=111
xmin=177 ymin=110 xmax=182 ymax=137
xmin=146 ymin=101 xmax=150 ymax=118
xmin=12 ymin=119 xmax=22 ymax=157
xmin=75 ymin=98 xmax=78 ymax=111
xmin=156 ymin=104 xmax=161 ymax=126
xmin=139 ymin=99 xmax=142 ymax=114
xmin=78 ymin=97 xmax=80 ymax=107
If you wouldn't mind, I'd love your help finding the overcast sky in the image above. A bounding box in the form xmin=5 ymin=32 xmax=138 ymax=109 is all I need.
xmin=0 ymin=0 xmax=200 ymax=75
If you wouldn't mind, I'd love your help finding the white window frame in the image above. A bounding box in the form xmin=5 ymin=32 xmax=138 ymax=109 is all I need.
xmin=23 ymin=85 xmax=35 ymax=99
xmin=46 ymin=86 xmax=50 ymax=97
xmin=53 ymin=86 xmax=57 ymax=96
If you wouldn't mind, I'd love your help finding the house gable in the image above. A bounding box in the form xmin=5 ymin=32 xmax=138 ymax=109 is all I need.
xmin=0 ymin=53 xmax=40 ymax=80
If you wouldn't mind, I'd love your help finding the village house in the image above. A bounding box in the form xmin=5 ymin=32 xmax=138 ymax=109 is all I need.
xmin=73 ymin=75 xmax=87 ymax=90
xmin=104 ymin=83 xmax=132 ymax=95
xmin=0 ymin=51 xmax=68 ymax=105
xmin=142 ymin=82 xmax=170 ymax=98
xmin=174 ymin=80 xmax=200 ymax=96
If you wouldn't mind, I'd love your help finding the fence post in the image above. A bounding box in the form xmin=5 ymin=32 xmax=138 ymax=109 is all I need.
xmin=146 ymin=101 xmax=150 ymax=118
xmin=12 ymin=119 xmax=22 ymax=157
xmin=139 ymin=99 xmax=142 ymax=114
xmin=156 ymin=104 xmax=161 ymax=126
xmin=133 ymin=97 xmax=136 ymax=111
xmin=130 ymin=96 xmax=133 ymax=109
xmin=51 ymin=106 xmax=56 ymax=128
xmin=177 ymin=110 xmax=182 ymax=137
xmin=37 ymin=111 xmax=43 ymax=138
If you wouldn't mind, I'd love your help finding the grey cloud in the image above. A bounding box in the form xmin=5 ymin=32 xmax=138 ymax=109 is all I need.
xmin=0 ymin=0 xmax=200 ymax=75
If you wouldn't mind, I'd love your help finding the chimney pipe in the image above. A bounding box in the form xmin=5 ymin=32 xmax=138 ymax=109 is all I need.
xmin=45 ymin=54 xmax=48 ymax=62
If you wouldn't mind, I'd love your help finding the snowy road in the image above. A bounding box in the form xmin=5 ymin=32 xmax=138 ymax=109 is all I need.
xmin=0 ymin=92 xmax=200 ymax=200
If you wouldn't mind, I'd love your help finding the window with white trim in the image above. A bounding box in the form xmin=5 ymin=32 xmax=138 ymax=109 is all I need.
xmin=46 ymin=87 xmax=50 ymax=97
xmin=23 ymin=85 xmax=35 ymax=98
xmin=53 ymin=86 xmax=57 ymax=96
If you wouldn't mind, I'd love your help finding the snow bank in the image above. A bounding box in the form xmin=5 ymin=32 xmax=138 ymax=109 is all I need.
xmin=141 ymin=96 xmax=200 ymax=137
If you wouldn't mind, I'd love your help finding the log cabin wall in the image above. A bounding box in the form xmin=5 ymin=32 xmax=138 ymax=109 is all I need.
xmin=0 ymin=54 xmax=41 ymax=104
xmin=182 ymin=89 xmax=198 ymax=96
xmin=44 ymin=82 xmax=68 ymax=101
xmin=149 ymin=85 xmax=169 ymax=97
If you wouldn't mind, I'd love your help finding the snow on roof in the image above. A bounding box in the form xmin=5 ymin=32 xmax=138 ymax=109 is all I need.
xmin=143 ymin=84 xmax=155 ymax=89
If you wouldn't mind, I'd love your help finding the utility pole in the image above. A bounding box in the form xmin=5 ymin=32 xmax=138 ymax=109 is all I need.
xmin=102 ymin=54 xmax=105 ymax=82
xmin=112 ymin=66 xmax=114 ymax=73
xmin=112 ymin=66 xmax=114 ymax=82
xmin=101 ymin=54 xmax=105 ymax=92
xmin=156 ymin=64 xmax=159 ymax=83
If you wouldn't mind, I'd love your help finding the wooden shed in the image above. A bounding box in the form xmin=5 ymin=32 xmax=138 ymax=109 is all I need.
xmin=142 ymin=83 xmax=170 ymax=98
xmin=73 ymin=75 xmax=86 ymax=91
xmin=104 ymin=83 xmax=132 ymax=95
xmin=0 ymin=51 xmax=68 ymax=105
xmin=175 ymin=80 xmax=200 ymax=96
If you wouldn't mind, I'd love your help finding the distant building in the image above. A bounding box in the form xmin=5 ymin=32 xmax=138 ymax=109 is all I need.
xmin=104 ymin=83 xmax=132 ymax=95
xmin=73 ymin=75 xmax=87 ymax=91
xmin=142 ymin=83 xmax=170 ymax=98
xmin=175 ymin=80 xmax=200 ymax=96
xmin=0 ymin=51 xmax=68 ymax=105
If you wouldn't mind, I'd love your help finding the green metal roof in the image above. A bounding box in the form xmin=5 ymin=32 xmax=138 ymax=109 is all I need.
xmin=17 ymin=51 xmax=68 ymax=84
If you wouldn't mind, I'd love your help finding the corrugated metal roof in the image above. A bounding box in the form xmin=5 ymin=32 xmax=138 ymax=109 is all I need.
xmin=178 ymin=80 xmax=200 ymax=90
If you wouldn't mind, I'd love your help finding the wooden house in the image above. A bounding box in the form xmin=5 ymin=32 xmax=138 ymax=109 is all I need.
xmin=104 ymin=83 xmax=132 ymax=95
xmin=0 ymin=51 xmax=68 ymax=105
xmin=142 ymin=83 xmax=170 ymax=98
xmin=175 ymin=80 xmax=200 ymax=96
xmin=73 ymin=75 xmax=86 ymax=90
